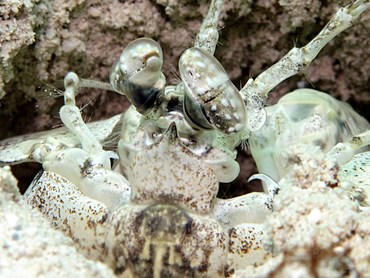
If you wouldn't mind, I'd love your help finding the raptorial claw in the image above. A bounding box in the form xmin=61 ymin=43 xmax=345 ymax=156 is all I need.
xmin=248 ymin=173 xmax=280 ymax=198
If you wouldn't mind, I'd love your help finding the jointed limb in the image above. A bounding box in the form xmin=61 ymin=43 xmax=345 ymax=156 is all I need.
xmin=212 ymin=175 xmax=278 ymax=228
xmin=61 ymin=72 xmax=105 ymax=157
xmin=194 ymin=0 xmax=224 ymax=55
xmin=241 ymin=0 xmax=370 ymax=131
xmin=80 ymin=78 xmax=115 ymax=92
xmin=44 ymin=72 xmax=131 ymax=210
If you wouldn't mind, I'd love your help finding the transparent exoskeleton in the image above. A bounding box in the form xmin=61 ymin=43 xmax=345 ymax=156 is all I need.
xmin=249 ymin=89 xmax=370 ymax=181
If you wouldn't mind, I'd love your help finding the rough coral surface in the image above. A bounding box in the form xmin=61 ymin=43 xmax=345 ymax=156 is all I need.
xmin=0 ymin=0 xmax=36 ymax=101
xmin=266 ymin=188 xmax=369 ymax=277
xmin=234 ymin=145 xmax=370 ymax=277
xmin=0 ymin=166 xmax=115 ymax=277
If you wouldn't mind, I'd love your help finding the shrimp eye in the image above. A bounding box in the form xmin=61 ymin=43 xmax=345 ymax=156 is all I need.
xmin=179 ymin=47 xmax=246 ymax=134
xmin=109 ymin=38 xmax=166 ymax=114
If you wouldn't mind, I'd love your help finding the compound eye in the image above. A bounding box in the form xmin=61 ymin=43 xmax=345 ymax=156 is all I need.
xmin=109 ymin=38 xmax=166 ymax=114
xmin=179 ymin=47 xmax=246 ymax=134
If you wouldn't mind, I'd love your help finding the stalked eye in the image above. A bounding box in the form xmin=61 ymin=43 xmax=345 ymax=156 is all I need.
xmin=109 ymin=38 xmax=166 ymax=114
xmin=179 ymin=47 xmax=246 ymax=134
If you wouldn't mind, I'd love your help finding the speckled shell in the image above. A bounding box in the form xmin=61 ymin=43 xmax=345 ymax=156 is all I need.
xmin=25 ymin=171 xmax=110 ymax=261
xmin=105 ymin=204 xmax=227 ymax=277
xmin=119 ymin=123 xmax=219 ymax=214
xmin=226 ymin=223 xmax=271 ymax=272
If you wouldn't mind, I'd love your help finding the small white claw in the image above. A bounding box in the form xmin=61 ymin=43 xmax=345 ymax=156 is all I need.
xmin=248 ymin=173 xmax=280 ymax=198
